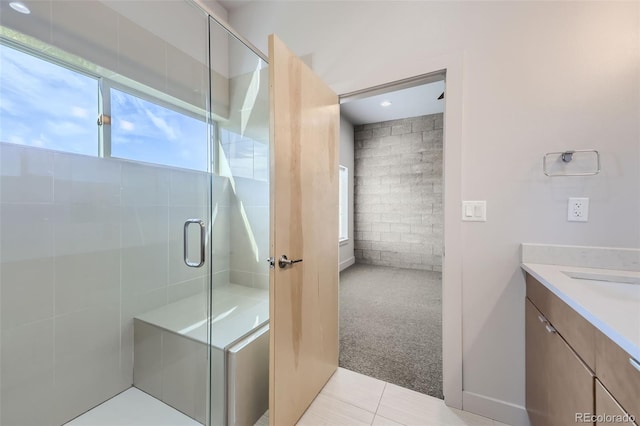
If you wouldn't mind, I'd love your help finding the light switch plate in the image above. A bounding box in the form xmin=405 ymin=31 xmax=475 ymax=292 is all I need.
xmin=462 ymin=201 xmax=486 ymax=222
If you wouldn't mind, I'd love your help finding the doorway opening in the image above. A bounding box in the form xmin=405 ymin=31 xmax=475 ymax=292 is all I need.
xmin=338 ymin=73 xmax=446 ymax=400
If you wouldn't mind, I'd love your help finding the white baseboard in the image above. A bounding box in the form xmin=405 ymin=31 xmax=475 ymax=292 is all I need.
xmin=339 ymin=257 xmax=355 ymax=271
xmin=462 ymin=391 xmax=530 ymax=426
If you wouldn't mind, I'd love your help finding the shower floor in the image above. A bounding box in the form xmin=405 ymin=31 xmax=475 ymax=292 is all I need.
xmin=65 ymin=387 xmax=200 ymax=426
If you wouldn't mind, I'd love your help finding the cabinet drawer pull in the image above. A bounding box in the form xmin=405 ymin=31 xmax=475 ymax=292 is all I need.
xmin=538 ymin=315 xmax=546 ymax=323
xmin=630 ymin=357 xmax=640 ymax=372
xmin=545 ymin=324 xmax=557 ymax=334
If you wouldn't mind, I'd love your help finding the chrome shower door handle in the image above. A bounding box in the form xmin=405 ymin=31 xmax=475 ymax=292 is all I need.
xmin=184 ymin=219 xmax=206 ymax=268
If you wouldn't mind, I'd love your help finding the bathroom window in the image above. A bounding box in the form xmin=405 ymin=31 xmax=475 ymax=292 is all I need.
xmin=110 ymin=87 xmax=208 ymax=171
xmin=339 ymin=165 xmax=349 ymax=242
xmin=0 ymin=43 xmax=99 ymax=155
xmin=0 ymin=41 xmax=210 ymax=172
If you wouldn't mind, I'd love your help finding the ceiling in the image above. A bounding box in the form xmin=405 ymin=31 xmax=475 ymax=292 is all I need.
xmin=217 ymin=1 xmax=444 ymax=126
xmin=215 ymin=0 xmax=445 ymax=126
xmin=340 ymin=80 xmax=445 ymax=126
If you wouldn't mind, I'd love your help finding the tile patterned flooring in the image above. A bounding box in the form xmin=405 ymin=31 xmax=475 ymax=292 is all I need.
xmin=259 ymin=367 xmax=512 ymax=426
xmin=65 ymin=387 xmax=200 ymax=426
xmin=68 ymin=368 xmax=512 ymax=426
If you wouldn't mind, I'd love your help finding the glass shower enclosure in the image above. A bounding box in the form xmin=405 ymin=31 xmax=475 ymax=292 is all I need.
xmin=0 ymin=1 xmax=269 ymax=425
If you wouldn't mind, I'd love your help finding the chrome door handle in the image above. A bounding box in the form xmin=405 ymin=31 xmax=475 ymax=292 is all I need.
xmin=184 ymin=219 xmax=205 ymax=268
xmin=630 ymin=357 xmax=640 ymax=372
xmin=278 ymin=255 xmax=302 ymax=269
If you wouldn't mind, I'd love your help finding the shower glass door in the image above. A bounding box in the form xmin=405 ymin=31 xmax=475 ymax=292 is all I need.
xmin=207 ymin=16 xmax=270 ymax=426
xmin=0 ymin=1 xmax=214 ymax=425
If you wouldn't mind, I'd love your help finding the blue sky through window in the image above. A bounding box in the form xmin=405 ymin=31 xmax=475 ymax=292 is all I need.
xmin=111 ymin=88 xmax=208 ymax=171
xmin=0 ymin=43 xmax=266 ymax=176
xmin=0 ymin=44 xmax=98 ymax=155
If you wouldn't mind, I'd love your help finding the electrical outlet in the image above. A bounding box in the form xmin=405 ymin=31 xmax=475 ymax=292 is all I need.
xmin=568 ymin=197 xmax=589 ymax=222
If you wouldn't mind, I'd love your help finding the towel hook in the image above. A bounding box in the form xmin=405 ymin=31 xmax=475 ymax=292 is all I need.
xmin=560 ymin=151 xmax=574 ymax=163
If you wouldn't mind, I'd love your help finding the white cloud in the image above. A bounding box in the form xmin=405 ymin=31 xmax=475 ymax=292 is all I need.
xmin=32 ymin=138 xmax=46 ymax=148
xmin=119 ymin=120 xmax=135 ymax=131
xmin=46 ymin=120 xmax=89 ymax=136
xmin=71 ymin=106 xmax=89 ymax=118
xmin=8 ymin=135 xmax=25 ymax=145
xmin=145 ymin=108 xmax=177 ymax=141
xmin=0 ymin=96 xmax=14 ymax=113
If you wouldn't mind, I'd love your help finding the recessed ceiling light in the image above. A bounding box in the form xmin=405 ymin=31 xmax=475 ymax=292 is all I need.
xmin=380 ymin=100 xmax=392 ymax=107
xmin=9 ymin=2 xmax=31 ymax=14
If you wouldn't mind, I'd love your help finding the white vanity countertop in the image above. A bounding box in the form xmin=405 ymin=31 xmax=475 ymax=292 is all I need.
xmin=522 ymin=262 xmax=640 ymax=361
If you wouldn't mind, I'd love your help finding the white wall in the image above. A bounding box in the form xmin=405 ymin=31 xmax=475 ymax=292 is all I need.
xmin=228 ymin=2 xmax=640 ymax=424
xmin=339 ymin=115 xmax=355 ymax=270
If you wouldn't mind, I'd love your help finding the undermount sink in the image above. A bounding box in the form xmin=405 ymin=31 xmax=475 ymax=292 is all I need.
xmin=563 ymin=270 xmax=640 ymax=285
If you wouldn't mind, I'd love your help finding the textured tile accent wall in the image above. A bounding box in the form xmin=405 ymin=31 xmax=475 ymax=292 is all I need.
xmin=353 ymin=113 xmax=443 ymax=271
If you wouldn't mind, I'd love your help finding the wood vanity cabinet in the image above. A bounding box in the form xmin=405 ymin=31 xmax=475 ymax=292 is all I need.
xmin=525 ymin=298 xmax=594 ymax=426
xmin=526 ymin=273 xmax=640 ymax=426
xmin=595 ymin=332 xmax=640 ymax=425
xmin=595 ymin=379 xmax=637 ymax=425
xmin=525 ymin=299 xmax=549 ymax=426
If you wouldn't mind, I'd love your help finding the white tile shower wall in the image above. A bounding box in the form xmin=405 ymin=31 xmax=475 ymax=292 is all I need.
xmin=229 ymin=177 xmax=269 ymax=289
xmin=133 ymin=319 xmax=223 ymax=426
xmin=0 ymin=142 xmax=231 ymax=425
xmin=353 ymin=114 xmax=443 ymax=271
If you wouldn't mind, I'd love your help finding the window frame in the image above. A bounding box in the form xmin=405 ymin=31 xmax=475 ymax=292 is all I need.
xmin=1 ymin=38 xmax=103 ymax=156
xmin=105 ymin=80 xmax=211 ymax=172
xmin=339 ymin=165 xmax=349 ymax=244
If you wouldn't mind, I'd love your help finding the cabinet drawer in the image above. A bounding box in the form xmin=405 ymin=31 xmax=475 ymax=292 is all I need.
xmin=595 ymin=379 xmax=637 ymax=425
xmin=596 ymin=331 xmax=640 ymax=421
xmin=526 ymin=273 xmax=552 ymax=317
xmin=526 ymin=274 xmax=596 ymax=370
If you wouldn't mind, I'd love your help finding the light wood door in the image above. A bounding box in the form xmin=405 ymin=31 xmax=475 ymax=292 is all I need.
xmin=268 ymin=34 xmax=340 ymax=426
